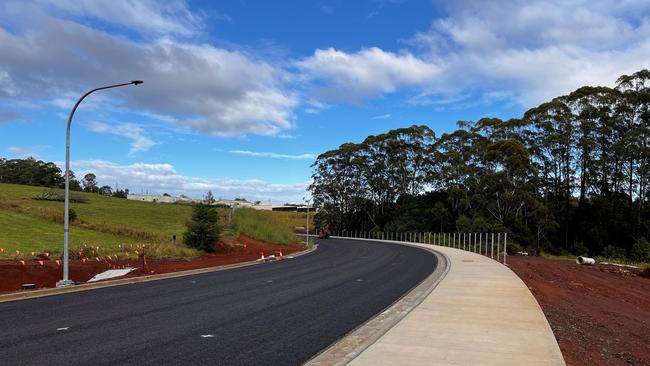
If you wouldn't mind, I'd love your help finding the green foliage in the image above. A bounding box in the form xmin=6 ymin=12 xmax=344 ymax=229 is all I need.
xmin=183 ymin=202 xmax=220 ymax=252
xmin=0 ymin=157 xmax=67 ymax=187
xmin=630 ymin=238 xmax=650 ymax=262
xmin=310 ymin=69 xmax=650 ymax=262
xmin=232 ymin=208 xmax=299 ymax=245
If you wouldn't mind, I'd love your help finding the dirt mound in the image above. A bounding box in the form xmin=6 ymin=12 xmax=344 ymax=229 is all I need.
xmin=0 ymin=235 xmax=305 ymax=294
xmin=508 ymin=256 xmax=650 ymax=366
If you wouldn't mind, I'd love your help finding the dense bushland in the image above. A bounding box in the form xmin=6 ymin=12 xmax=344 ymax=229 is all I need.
xmin=310 ymin=70 xmax=650 ymax=261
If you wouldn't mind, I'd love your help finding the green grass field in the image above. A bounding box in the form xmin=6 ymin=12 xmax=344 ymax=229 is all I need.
xmin=0 ymin=183 xmax=307 ymax=259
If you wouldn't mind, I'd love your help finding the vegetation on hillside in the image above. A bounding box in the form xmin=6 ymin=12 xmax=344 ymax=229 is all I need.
xmin=0 ymin=183 xmax=299 ymax=258
xmin=232 ymin=208 xmax=300 ymax=245
xmin=0 ymin=157 xmax=129 ymax=197
xmin=310 ymin=69 xmax=650 ymax=262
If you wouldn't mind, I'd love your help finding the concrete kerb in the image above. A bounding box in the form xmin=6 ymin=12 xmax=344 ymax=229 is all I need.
xmin=0 ymin=244 xmax=318 ymax=304
xmin=306 ymin=237 xmax=450 ymax=366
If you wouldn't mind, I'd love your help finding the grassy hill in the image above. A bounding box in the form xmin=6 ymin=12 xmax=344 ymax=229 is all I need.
xmin=0 ymin=183 xmax=309 ymax=259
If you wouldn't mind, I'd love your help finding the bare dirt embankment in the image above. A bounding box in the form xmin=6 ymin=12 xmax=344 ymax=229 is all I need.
xmin=508 ymin=256 xmax=650 ymax=366
xmin=0 ymin=235 xmax=305 ymax=294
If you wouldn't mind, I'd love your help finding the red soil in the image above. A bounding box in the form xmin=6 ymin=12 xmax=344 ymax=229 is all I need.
xmin=0 ymin=235 xmax=305 ymax=294
xmin=508 ymin=256 xmax=650 ymax=366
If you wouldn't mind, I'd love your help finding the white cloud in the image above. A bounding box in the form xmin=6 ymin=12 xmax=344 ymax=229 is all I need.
xmin=229 ymin=150 xmax=315 ymax=160
xmin=296 ymin=47 xmax=440 ymax=102
xmin=87 ymin=121 xmax=157 ymax=154
xmin=35 ymin=0 xmax=202 ymax=36
xmin=407 ymin=0 xmax=650 ymax=106
xmin=67 ymin=159 xmax=309 ymax=203
xmin=297 ymin=1 xmax=650 ymax=108
xmin=7 ymin=145 xmax=51 ymax=158
xmin=372 ymin=114 xmax=391 ymax=119
xmin=0 ymin=5 xmax=298 ymax=137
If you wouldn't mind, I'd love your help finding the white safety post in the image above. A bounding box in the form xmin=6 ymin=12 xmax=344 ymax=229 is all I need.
xmin=487 ymin=233 xmax=491 ymax=256
xmin=497 ymin=234 xmax=500 ymax=261
xmin=504 ymin=233 xmax=508 ymax=265
xmin=491 ymin=233 xmax=495 ymax=259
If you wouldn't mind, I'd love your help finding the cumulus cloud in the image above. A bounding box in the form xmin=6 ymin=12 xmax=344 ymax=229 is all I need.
xmin=229 ymin=150 xmax=315 ymax=160
xmin=295 ymin=47 xmax=440 ymax=102
xmin=408 ymin=0 xmax=650 ymax=106
xmin=0 ymin=3 xmax=298 ymax=137
xmin=68 ymin=160 xmax=308 ymax=203
xmin=297 ymin=1 xmax=650 ymax=107
xmin=35 ymin=0 xmax=203 ymax=36
xmin=87 ymin=121 xmax=157 ymax=154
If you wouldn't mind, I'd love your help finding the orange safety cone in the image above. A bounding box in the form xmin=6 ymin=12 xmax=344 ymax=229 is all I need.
xmin=277 ymin=251 xmax=284 ymax=260
xmin=260 ymin=252 xmax=265 ymax=261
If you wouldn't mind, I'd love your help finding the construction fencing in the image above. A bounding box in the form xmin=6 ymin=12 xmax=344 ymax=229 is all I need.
xmin=331 ymin=230 xmax=508 ymax=265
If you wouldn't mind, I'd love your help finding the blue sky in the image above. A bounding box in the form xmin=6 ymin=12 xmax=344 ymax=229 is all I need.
xmin=1 ymin=0 xmax=649 ymax=202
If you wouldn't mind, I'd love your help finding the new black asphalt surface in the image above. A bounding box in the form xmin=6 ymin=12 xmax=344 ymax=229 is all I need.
xmin=0 ymin=238 xmax=437 ymax=365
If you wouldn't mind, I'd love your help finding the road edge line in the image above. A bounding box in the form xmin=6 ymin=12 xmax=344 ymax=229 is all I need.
xmin=305 ymin=238 xmax=450 ymax=366
xmin=0 ymin=244 xmax=318 ymax=304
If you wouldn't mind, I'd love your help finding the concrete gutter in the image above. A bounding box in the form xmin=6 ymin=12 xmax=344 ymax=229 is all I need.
xmin=0 ymin=244 xmax=317 ymax=304
xmin=306 ymin=238 xmax=450 ymax=366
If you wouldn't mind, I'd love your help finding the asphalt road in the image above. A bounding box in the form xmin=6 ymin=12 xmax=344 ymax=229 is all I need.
xmin=0 ymin=238 xmax=437 ymax=366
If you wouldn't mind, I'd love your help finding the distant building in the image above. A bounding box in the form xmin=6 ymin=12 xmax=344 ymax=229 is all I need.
xmin=126 ymin=194 xmax=314 ymax=212
xmin=126 ymin=194 xmax=196 ymax=204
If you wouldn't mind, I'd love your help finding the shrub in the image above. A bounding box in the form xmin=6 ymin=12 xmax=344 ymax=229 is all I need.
xmin=601 ymin=245 xmax=626 ymax=260
xmin=183 ymin=202 xmax=220 ymax=252
xmin=68 ymin=208 xmax=77 ymax=222
xmin=630 ymin=238 xmax=650 ymax=262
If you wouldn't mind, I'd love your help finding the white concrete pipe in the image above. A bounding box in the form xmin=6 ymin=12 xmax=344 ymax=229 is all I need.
xmin=576 ymin=256 xmax=595 ymax=265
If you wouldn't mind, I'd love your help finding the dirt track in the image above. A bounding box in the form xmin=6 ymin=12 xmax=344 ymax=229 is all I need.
xmin=0 ymin=235 xmax=305 ymax=294
xmin=508 ymin=256 xmax=650 ymax=366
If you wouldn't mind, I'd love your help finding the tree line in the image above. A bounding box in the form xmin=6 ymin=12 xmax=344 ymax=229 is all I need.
xmin=310 ymin=69 xmax=650 ymax=262
xmin=0 ymin=157 xmax=129 ymax=198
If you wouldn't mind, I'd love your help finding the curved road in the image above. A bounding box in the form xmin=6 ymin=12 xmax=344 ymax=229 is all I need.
xmin=0 ymin=238 xmax=436 ymax=365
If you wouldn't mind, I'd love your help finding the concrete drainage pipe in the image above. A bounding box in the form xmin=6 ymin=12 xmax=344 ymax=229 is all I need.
xmin=576 ymin=256 xmax=596 ymax=265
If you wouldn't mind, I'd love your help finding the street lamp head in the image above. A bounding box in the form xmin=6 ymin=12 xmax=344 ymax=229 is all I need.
xmin=131 ymin=80 xmax=143 ymax=85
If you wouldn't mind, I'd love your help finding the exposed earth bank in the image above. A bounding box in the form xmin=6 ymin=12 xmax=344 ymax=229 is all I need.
xmin=0 ymin=235 xmax=305 ymax=294
xmin=508 ymin=256 xmax=650 ymax=366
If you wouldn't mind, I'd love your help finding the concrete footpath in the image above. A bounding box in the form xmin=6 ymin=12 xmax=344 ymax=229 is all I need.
xmin=349 ymin=244 xmax=565 ymax=366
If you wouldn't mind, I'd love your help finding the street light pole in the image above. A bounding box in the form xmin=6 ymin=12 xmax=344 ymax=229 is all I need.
xmin=57 ymin=80 xmax=143 ymax=288
xmin=303 ymin=197 xmax=311 ymax=245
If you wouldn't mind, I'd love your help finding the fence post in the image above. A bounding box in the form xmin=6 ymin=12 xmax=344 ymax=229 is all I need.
xmin=474 ymin=233 xmax=477 ymax=252
xmin=485 ymin=233 xmax=494 ymax=256
xmin=497 ymin=234 xmax=500 ymax=261
xmin=504 ymin=233 xmax=508 ymax=265
xmin=491 ymin=233 xmax=495 ymax=258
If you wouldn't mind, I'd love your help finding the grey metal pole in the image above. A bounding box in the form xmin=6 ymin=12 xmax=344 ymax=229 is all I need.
xmin=57 ymin=80 xmax=142 ymax=288
xmin=306 ymin=202 xmax=309 ymax=245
